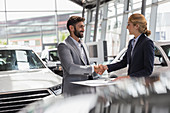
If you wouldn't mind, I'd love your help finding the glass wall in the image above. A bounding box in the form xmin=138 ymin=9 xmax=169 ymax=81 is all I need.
xmin=85 ymin=8 xmax=103 ymax=42
xmin=1 ymin=0 xmax=170 ymax=58
xmin=0 ymin=0 xmax=5 ymax=11
xmin=106 ymin=16 xmax=123 ymax=57
xmin=101 ymin=1 xmax=124 ymax=57
xmin=0 ymin=0 xmax=82 ymax=54
xmin=130 ymin=0 xmax=142 ymax=10
xmin=156 ymin=1 xmax=170 ymax=40
xmin=93 ymin=0 xmax=170 ymax=59
xmin=145 ymin=7 xmax=151 ymax=29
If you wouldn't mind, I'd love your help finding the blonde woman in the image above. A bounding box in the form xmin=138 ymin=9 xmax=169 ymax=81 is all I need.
xmin=104 ymin=13 xmax=154 ymax=77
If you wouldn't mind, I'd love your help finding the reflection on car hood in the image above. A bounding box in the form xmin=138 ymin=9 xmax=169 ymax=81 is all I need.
xmin=19 ymin=94 xmax=98 ymax=113
xmin=18 ymin=71 xmax=170 ymax=113
xmin=98 ymin=71 xmax=170 ymax=101
xmin=0 ymin=68 xmax=62 ymax=93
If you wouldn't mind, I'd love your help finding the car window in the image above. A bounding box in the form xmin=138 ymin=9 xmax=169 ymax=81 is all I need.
xmin=161 ymin=45 xmax=170 ymax=61
xmin=0 ymin=50 xmax=46 ymax=71
xmin=154 ymin=47 xmax=167 ymax=66
xmin=49 ymin=50 xmax=59 ymax=61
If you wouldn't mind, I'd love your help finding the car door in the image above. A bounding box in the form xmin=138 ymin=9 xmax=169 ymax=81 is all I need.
xmin=109 ymin=48 xmax=128 ymax=76
xmin=153 ymin=44 xmax=170 ymax=74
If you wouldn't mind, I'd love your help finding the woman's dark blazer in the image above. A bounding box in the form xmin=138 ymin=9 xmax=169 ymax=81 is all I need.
xmin=107 ymin=33 xmax=154 ymax=77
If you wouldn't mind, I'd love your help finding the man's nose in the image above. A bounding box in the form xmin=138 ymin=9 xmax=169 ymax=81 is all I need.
xmin=82 ymin=27 xmax=85 ymax=31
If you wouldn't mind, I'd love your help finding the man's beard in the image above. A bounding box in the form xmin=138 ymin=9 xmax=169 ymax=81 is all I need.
xmin=74 ymin=26 xmax=84 ymax=38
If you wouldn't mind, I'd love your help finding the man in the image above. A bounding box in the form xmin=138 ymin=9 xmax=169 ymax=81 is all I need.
xmin=58 ymin=16 xmax=101 ymax=96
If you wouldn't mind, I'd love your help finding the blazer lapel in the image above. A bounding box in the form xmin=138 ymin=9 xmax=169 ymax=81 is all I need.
xmin=66 ymin=36 xmax=87 ymax=65
xmin=131 ymin=34 xmax=145 ymax=61
xmin=66 ymin=36 xmax=80 ymax=54
xmin=127 ymin=39 xmax=133 ymax=64
xmin=82 ymin=43 xmax=90 ymax=65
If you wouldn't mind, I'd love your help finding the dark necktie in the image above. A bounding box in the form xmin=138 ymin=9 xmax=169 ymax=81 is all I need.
xmin=79 ymin=42 xmax=87 ymax=65
xmin=131 ymin=39 xmax=136 ymax=56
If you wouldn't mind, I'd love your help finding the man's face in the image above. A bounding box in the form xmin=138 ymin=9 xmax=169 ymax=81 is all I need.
xmin=73 ymin=22 xmax=85 ymax=38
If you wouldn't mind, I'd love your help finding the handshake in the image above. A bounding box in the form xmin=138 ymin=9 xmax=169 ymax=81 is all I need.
xmin=94 ymin=64 xmax=108 ymax=75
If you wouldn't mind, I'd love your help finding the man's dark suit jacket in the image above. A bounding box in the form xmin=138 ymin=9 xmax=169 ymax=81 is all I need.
xmin=107 ymin=33 xmax=154 ymax=77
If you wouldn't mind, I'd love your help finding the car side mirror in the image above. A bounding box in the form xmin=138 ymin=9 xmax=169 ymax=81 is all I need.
xmin=42 ymin=58 xmax=48 ymax=62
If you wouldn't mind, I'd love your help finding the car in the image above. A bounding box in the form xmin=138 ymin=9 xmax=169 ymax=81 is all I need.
xmin=109 ymin=41 xmax=170 ymax=77
xmin=41 ymin=48 xmax=63 ymax=76
xmin=0 ymin=45 xmax=62 ymax=113
xmin=18 ymin=94 xmax=98 ymax=113
xmin=18 ymin=71 xmax=170 ymax=113
xmin=0 ymin=58 xmax=6 ymax=66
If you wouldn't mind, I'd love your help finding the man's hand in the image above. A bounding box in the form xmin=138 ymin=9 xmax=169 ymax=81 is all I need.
xmin=94 ymin=64 xmax=108 ymax=75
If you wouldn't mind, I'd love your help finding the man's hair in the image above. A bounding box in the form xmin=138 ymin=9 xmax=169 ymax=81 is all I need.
xmin=67 ymin=16 xmax=85 ymax=32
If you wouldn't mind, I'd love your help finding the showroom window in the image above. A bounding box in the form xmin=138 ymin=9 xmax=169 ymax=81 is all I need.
xmin=0 ymin=0 xmax=82 ymax=54
xmin=156 ymin=1 xmax=170 ymax=40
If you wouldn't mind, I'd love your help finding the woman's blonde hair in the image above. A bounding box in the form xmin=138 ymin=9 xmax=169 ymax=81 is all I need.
xmin=128 ymin=13 xmax=151 ymax=36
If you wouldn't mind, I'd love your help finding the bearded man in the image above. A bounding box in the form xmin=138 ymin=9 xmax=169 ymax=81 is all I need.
xmin=58 ymin=16 xmax=100 ymax=96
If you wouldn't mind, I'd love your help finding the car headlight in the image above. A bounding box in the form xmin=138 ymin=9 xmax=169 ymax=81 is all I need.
xmin=50 ymin=84 xmax=62 ymax=95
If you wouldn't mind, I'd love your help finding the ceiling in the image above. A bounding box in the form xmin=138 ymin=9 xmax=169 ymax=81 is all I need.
xmin=70 ymin=0 xmax=112 ymax=9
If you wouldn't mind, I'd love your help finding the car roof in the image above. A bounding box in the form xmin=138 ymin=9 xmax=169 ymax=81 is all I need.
xmin=43 ymin=48 xmax=58 ymax=51
xmin=154 ymin=40 xmax=170 ymax=46
xmin=0 ymin=45 xmax=32 ymax=50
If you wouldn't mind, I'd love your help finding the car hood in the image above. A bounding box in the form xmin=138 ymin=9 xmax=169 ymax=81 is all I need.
xmin=0 ymin=68 xmax=62 ymax=93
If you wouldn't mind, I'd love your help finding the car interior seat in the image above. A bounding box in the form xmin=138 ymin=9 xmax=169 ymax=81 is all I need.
xmin=6 ymin=56 xmax=18 ymax=70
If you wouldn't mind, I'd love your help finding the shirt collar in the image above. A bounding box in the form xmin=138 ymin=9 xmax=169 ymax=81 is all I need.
xmin=134 ymin=33 xmax=142 ymax=42
xmin=70 ymin=36 xmax=81 ymax=47
xmin=70 ymin=36 xmax=80 ymax=45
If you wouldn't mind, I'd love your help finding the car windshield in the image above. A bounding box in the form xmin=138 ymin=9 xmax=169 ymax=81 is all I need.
xmin=49 ymin=50 xmax=59 ymax=61
xmin=161 ymin=45 xmax=170 ymax=60
xmin=0 ymin=50 xmax=45 ymax=71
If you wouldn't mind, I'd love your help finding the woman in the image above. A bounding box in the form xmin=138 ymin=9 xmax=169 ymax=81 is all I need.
xmin=104 ymin=13 xmax=154 ymax=77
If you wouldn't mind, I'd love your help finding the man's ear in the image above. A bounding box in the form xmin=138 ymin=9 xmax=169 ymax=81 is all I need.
xmin=69 ymin=25 xmax=74 ymax=32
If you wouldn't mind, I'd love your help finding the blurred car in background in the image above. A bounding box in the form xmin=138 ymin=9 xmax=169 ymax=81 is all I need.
xmin=0 ymin=45 xmax=62 ymax=113
xmin=109 ymin=41 xmax=170 ymax=77
xmin=41 ymin=48 xmax=63 ymax=76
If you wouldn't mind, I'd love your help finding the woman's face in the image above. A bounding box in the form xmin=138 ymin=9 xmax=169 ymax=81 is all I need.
xmin=127 ymin=21 xmax=136 ymax=35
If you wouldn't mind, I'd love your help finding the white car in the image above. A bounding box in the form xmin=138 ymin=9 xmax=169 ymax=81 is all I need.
xmin=41 ymin=48 xmax=63 ymax=76
xmin=109 ymin=41 xmax=170 ymax=77
xmin=0 ymin=45 xmax=62 ymax=113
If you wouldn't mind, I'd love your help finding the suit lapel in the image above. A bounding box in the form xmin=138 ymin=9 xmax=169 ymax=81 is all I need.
xmin=66 ymin=36 xmax=80 ymax=54
xmin=82 ymin=43 xmax=90 ymax=65
xmin=131 ymin=34 xmax=145 ymax=62
xmin=66 ymin=36 xmax=87 ymax=65
xmin=127 ymin=39 xmax=133 ymax=64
